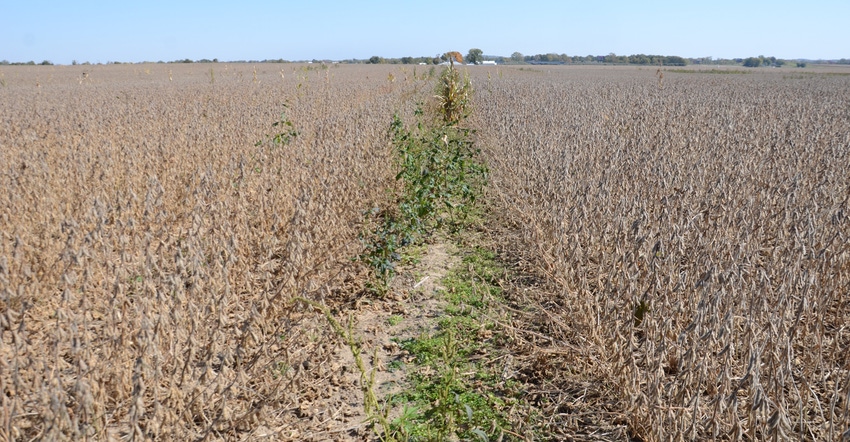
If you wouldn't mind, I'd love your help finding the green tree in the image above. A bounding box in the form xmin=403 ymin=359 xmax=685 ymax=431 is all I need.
xmin=631 ymin=54 xmax=651 ymax=64
xmin=510 ymin=52 xmax=524 ymax=63
xmin=368 ymin=55 xmax=384 ymax=64
xmin=465 ymin=48 xmax=483 ymax=65
xmin=664 ymin=56 xmax=687 ymax=66
xmin=743 ymin=57 xmax=761 ymax=67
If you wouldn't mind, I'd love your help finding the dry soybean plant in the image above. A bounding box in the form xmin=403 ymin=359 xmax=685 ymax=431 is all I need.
xmin=472 ymin=66 xmax=850 ymax=440
xmin=0 ymin=63 xmax=423 ymax=440
xmin=2 ymin=61 xmax=848 ymax=441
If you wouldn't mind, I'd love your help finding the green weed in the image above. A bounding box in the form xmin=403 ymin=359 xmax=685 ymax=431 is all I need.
xmin=359 ymin=67 xmax=487 ymax=291
xmin=386 ymin=246 xmax=519 ymax=441
xmin=295 ymin=297 xmax=395 ymax=438
xmin=249 ymin=104 xmax=299 ymax=176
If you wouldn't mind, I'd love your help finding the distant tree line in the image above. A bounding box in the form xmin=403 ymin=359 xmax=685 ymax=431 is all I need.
xmin=368 ymin=54 xmax=452 ymax=65
xmin=366 ymin=49 xmax=483 ymax=65
xmin=357 ymin=51 xmax=691 ymax=66
xmin=741 ymin=55 xmax=785 ymax=68
xmin=0 ymin=60 xmax=54 ymax=66
xmin=733 ymin=55 xmax=850 ymax=68
xmin=502 ymin=52 xmax=688 ymax=66
xmin=497 ymin=52 xmax=842 ymax=68
xmin=3 ymin=53 xmax=847 ymax=67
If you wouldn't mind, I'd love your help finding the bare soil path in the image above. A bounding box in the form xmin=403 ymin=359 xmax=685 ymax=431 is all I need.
xmin=301 ymin=241 xmax=459 ymax=441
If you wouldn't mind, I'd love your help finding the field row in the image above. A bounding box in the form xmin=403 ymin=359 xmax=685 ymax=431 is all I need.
xmin=1 ymin=63 xmax=848 ymax=440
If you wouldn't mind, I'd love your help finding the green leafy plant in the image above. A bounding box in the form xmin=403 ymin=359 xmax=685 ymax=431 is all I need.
xmin=359 ymin=210 xmax=408 ymax=292
xmin=352 ymin=60 xmax=515 ymax=441
xmin=255 ymin=104 xmax=298 ymax=148
xmin=385 ymin=247 xmax=517 ymax=441
xmin=390 ymin=405 xmax=419 ymax=440
xmin=249 ymin=104 xmax=299 ymax=175
xmin=387 ymin=315 xmax=404 ymax=326
xmin=360 ymin=67 xmax=486 ymax=291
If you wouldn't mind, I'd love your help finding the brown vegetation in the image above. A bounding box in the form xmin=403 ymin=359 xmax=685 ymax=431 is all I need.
xmin=1 ymin=62 xmax=848 ymax=441
xmin=473 ymin=65 xmax=850 ymax=440
xmin=0 ymin=63 xmax=425 ymax=440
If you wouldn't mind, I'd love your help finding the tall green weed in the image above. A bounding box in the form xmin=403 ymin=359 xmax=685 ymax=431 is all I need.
xmin=360 ymin=65 xmax=486 ymax=291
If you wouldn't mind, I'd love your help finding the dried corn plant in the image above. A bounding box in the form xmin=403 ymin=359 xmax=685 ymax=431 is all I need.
xmin=0 ymin=63 xmax=428 ymax=440
xmin=471 ymin=66 xmax=849 ymax=440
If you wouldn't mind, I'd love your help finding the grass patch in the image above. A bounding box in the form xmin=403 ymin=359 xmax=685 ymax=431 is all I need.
xmin=386 ymin=246 xmax=526 ymax=441
xmin=401 ymin=244 xmax=427 ymax=266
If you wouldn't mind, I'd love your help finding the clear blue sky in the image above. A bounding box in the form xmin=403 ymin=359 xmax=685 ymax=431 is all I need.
xmin=2 ymin=0 xmax=847 ymax=64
